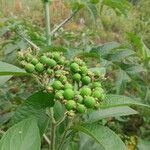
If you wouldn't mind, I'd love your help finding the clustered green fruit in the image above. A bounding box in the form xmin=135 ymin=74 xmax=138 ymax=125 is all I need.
xmin=17 ymin=50 xmax=106 ymax=115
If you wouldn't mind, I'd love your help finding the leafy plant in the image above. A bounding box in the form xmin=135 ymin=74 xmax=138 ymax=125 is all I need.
xmin=0 ymin=0 xmax=150 ymax=150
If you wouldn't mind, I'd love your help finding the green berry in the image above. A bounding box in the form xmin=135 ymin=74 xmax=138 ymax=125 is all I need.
xmin=55 ymin=90 xmax=64 ymax=100
xmin=75 ymin=95 xmax=83 ymax=103
xmin=53 ymin=52 xmax=60 ymax=61
xmin=84 ymin=96 xmax=96 ymax=108
xmin=73 ymin=73 xmax=81 ymax=82
xmin=65 ymin=100 xmax=76 ymax=110
xmin=31 ymin=58 xmax=38 ymax=65
xmin=80 ymin=66 xmax=88 ymax=75
xmin=25 ymin=63 xmax=35 ymax=73
xmin=64 ymin=83 xmax=73 ymax=89
xmin=55 ymin=70 xmax=62 ymax=77
xmin=63 ymin=89 xmax=74 ymax=100
xmin=25 ymin=54 xmax=33 ymax=62
xmin=80 ymin=87 xmax=92 ymax=96
xmin=58 ymin=57 xmax=65 ymax=65
xmin=76 ymin=104 xmax=86 ymax=113
xmin=46 ymin=85 xmax=53 ymax=93
xmin=52 ymin=81 xmax=63 ymax=90
xmin=82 ymin=76 xmax=91 ymax=85
xmin=70 ymin=63 xmax=80 ymax=72
xmin=47 ymin=68 xmax=53 ymax=75
xmin=40 ymin=55 xmax=48 ymax=64
xmin=47 ymin=59 xmax=57 ymax=68
xmin=92 ymin=90 xmax=102 ymax=99
xmin=59 ymin=75 xmax=67 ymax=83
xmin=92 ymin=82 xmax=102 ymax=88
xmin=35 ymin=63 xmax=44 ymax=73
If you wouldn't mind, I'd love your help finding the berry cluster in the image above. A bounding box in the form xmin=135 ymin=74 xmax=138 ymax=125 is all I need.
xmin=17 ymin=50 xmax=106 ymax=115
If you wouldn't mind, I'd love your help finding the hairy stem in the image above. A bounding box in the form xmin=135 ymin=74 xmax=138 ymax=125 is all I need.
xmin=57 ymin=117 xmax=74 ymax=150
xmin=50 ymin=108 xmax=56 ymax=150
xmin=51 ymin=9 xmax=79 ymax=35
xmin=44 ymin=1 xmax=51 ymax=46
xmin=43 ymin=133 xmax=51 ymax=145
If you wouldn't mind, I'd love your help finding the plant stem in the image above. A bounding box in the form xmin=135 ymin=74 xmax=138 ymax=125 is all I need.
xmin=57 ymin=117 xmax=74 ymax=150
xmin=44 ymin=1 xmax=51 ymax=46
xmin=43 ymin=133 xmax=51 ymax=145
xmin=16 ymin=31 xmax=40 ymax=50
xmin=51 ymin=9 xmax=79 ymax=36
xmin=50 ymin=108 xmax=56 ymax=150
xmin=56 ymin=113 xmax=67 ymax=127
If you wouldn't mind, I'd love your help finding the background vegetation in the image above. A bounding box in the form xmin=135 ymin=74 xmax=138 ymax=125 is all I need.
xmin=0 ymin=0 xmax=150 ymax=150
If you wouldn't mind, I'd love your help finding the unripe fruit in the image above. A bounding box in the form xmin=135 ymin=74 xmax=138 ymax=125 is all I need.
xmin=55 ymin=70 xmax=62 ymax=77
xmin=92 ymin=82 xmax=102 ymax=88
xmin=92 ymin=90 xmax=102 ymax=99
xmin=53 ymin=52 xmax=60 ymax=61
xmin=93 ymin=70 xmax=100 ymax=77
xmin=70 ymin=63 xmax=80 ymax=72
xmin=25 ymin=54 xmax=33 ymax=62
xmin=46 ymin=85 xmax=53 ymax=93
xmin=84 ymin=96 xmax=96 ymax=108
xmin=73 ymin=73 xmax=81 ymax=82
xmin=47 ymin=68 xmax=53 ymax=75
xmin=76 ymin=104 xmax=86 ymax=114
xmin=94 ymin=87 xmax=104 ymax=93
xmin=25 ymin=63 xmax=35 ymax=73
xmin=35 ymin=63 xmax=44 ymax=73
xmin=58 ymin=57 xmax=65 ymax=65
xmin=31 ymin=58 xmax=38 ymax=65
xmin=59 ymin=75 xmax=67 ymax=83
xmin=40 ymin=55 xmax=48 ymax=64
xmin=47 ymin=59 xmax=57 ymax=68
xmin=55 ymin=90 xmax=64 ymax=100
xmin=82 ymin=76 xmax=91 ymax=85
xmin=64 ymin=83 xmax=73 ymax=89
xmin=52 ymin=81 xmax=63 ymax=90
xmin=95 ymin=102 xmax=100 ymax=109
xmin=80 ymin=66 xmax=88 ymax=75
xmin=75 ymin=95 xmax=83 ymax=103
xmin=65 ymin=100 xmax=76 ymax=110
xmin=63 ymin=89 xmax=74 ymax=100
xmin=80 ymin=87 xmax=92 ymax=96
xmin=74 ymin=58 xmax=85 ymax=66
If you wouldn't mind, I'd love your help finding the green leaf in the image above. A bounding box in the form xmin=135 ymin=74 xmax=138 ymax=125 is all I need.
xmin=101 ymin=94 xmax=150 ymax=109
xmin=125 ymin=65 xmax=146 ymax=75
xmin=0 ymin=118 xmax=41 ymax=150
xmin=0 ymin=61 xmax=26 ymax=76
xmin=91 ymin=42 xmax=120 ymax=56
xmin=87 ymin=4 xmax=98 ymax=21
xmin=115 ymin=69 xmax=131 ymax=94
xmin=109 ymin=49 xmax=135 ymax=62
xmin=0 ymin=112 xmax=14 ymax=127
xmin=103 ymin=0 xmax=130 ymax=16
xmin=11 ymin=91 xmax=54 ymax=135
xmin=0 ymin=76 xmax=12 ymax=86
xmin=85 ymin=106 xmax=138 ymax=123
xmin=73 ymin=123 xmax=127 ymax=150
xmin=138 ymin=139 xmax=150 ymax=150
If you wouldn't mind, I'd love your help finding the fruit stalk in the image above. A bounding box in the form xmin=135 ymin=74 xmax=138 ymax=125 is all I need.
xmin=44 ymin=1 xmax=51 ymax=46
xmin=50 ymin=108 xmax=56 ymax=150
xmin=57 ymin=117 xmax=74 ymax=150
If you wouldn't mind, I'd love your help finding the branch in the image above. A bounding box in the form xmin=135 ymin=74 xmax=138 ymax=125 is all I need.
xmin=50 ymin=108 xmax=56 ymax=150
xmin=57 ymin=117 xmax=74 ymax=150
xmin=43 ymin=133 xmax=51 ymax=145
xmin=51 ymin=9 xmax=79 ymax=35
xmin=15 ymin=31 xmax=40 ymax=50
xmin=44 ymin=1 xmax=51 ymax=46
